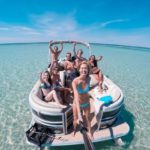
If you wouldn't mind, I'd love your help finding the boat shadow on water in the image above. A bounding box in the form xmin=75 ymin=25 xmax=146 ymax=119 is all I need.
xmin=121 ymin=106 xmax=135 ymax=149
xmin=93 ymin=105 xmax=135 ymax=150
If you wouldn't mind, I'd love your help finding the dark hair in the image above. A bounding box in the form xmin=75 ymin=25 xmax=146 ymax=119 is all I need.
xmin=89 ymin=55 xmax=97 ymax=67
xmin=66 ymin=52 xmax=71 ymax=56
xmin=77 ymin=49 xmax=83 ymax=55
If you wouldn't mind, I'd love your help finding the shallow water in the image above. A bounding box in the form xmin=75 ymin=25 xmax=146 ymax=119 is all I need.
xmin=0 ymin=43 xmax=150 ymax=150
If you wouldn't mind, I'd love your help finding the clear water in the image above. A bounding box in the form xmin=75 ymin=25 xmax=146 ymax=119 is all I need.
xmin=0 ymin=43 xmax=150 ymax=150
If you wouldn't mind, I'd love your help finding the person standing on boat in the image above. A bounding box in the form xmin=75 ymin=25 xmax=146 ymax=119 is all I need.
xmin=40 ymin=71 xmax=66 ymax=108
xmin=72 ymin=61 xmax=93 ymax=139
xmin=73 ymin=42 xmax=87 ymax=68
xmin=63 ymin=52 xmax=77 ymax=88
xmin=49 ymin=40 xmax=63 ymax=68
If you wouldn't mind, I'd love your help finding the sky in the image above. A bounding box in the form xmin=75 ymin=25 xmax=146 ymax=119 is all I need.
xmin=0 ymin=0 xmax=150 ymax=47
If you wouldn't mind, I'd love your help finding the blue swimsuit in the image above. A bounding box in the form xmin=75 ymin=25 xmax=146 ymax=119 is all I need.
xmin=76 ymin=83 xmax=90 ymax=108
xmin=77 ymin=83 xmax=90 ymax=94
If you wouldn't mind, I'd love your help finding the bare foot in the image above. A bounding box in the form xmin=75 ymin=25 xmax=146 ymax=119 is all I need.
xmin=98 ymin=88 xmax=103 ymax=94
xmin=88 ymin=133 xmax=94 ymax=141
xmin=72 ymin=130 xmax=77 ymax=137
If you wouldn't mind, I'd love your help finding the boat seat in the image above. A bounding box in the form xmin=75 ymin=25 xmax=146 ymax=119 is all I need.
xmin=89 ymin=75 xmax=121 ymax=103
xmin=29 ymin=80 xmax=69 ymax=113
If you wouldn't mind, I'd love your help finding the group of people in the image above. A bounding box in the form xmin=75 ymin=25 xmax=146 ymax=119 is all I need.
xmin=39 ymin=40 xmax=104 ymax=139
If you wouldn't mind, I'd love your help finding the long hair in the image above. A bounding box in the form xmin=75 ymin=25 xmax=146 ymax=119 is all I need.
xmin=77 ymin=61 xmax=90 ymax=75
xmin=40 ymin=70 xmax=52 ymax=84
xmin=89 ymin=55 xmax=97 ymax=67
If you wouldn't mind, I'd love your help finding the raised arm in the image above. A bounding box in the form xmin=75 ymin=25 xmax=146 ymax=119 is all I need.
xmin=49 ymin=40 xmax=54 ymax=54
xmin=73 ymin=42 xmax=77 ymax=57
xmin=58 ymin=42 xmax=63 ymax=53
xmin=96 ymin=56 xmax=103 ymax=62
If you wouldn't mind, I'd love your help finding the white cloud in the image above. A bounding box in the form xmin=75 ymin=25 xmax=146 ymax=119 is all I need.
xmin=0 ymin=12 xmax=150 ymax=47
xmin=100 ymin=19 xmax=129 ymax=27
xmin=0 ymin=27 xmax=9 ymax=31
xmin=0 ymin=24 xmax=41 ymax=35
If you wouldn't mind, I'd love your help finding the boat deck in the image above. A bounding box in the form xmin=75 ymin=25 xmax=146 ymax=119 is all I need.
xmin=39 ymin=101 xmax=129 ymax=147
xmin=46 ymin=116 xmax=129 ymax=147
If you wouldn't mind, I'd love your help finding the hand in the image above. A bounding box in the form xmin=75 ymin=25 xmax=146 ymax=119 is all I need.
xmin=50 ymin=40 xmax=53 ymax=43
xmin=77 ymin=114 xmax=83 ymax=123
xmin=49 ymin=40 xmax=53 ymax=46
xmin=98 ymin=81 xmax=102 ymax=86
xmin=74 ymin=42 xmax=77 ymax=46
xmin=98 ymin=56 xmax=103 ymax=60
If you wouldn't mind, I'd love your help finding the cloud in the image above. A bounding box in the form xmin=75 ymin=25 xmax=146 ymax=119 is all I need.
xmin=0 ymin=12 xmax=150 ymax=47
xmin=0 ymin=27 xmax=9 ymax=31
xmin=0 ymin=24 xmax=41 ymax=35
xmin=100 ymin=19 xmax=129 ymax=27
xmin=29 ymin=12 xmax=77 ymax=36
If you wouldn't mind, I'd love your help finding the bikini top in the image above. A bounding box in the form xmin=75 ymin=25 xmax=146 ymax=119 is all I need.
xmin=40 ymin=83 xmax=51 ymax=89
xmin=77 ymin=83 xmax=90 ymax=94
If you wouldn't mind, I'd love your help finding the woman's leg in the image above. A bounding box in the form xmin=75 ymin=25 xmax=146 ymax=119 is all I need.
xmin=52 ymin=90 xmax=66 ymax=108
xmin=72 ymin=102 xmax=78 ymax=136
xmin=46 ymin=90 xmax=66 ymax=108
xmin=45 ymin=91 xmax=54 ymax=102
xmin=98 ymin=71 xmax=104 ymax=93
xmin=84 ymin=104 xmax=93 ymax=140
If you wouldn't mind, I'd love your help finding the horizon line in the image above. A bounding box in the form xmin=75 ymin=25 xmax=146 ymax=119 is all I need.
xmin=0 ymin=41 xmax=150 ymax=49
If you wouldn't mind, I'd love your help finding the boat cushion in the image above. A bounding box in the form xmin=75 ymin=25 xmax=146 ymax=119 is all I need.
xmin=97 ymin=95 xmax=113 ymax=106
xmin=29 ymin=80 xmax=67 ymax=113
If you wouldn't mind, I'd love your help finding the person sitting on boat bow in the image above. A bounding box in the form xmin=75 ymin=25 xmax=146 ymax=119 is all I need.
xmin=49 ymin=64 xmax=72 ymax=103
xmin=89 ymin=55 xmax=104 ymax=93
xmin=40 ymin=71 xmax=66 ymax=108
xmin=89 ymin=55 xmax=103 ymax=68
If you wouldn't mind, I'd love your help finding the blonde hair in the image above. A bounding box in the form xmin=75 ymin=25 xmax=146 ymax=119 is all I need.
xmin=78 ymin=61 xmax=91 ymax=74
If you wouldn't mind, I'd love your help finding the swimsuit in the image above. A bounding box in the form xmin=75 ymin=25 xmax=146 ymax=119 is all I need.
xmin=40 ymin=83 xmax=51 ymax=89
xmin=77 ymin=83 xmax=90 ymax=94
xmin=80 ymin=102 xmax=90 ymax=108
xmin=77 ymin=83 xmax=90 ymax=108
xmin=65 ymin=71 xmax=77 ymax=80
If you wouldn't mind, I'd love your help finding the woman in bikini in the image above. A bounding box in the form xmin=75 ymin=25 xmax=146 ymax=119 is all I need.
xmin=89 ymin=55 xmax=104 ymax=93
xmin=72 ymin=61 xmax=93 ymax=139
xmin=40 ymin=71 xmax=66 ymax=108
xmin=89 ymin=55 xmax=103 ymax=68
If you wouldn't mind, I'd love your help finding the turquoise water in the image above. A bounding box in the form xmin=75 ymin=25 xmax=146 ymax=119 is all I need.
xmin=0 ymin=43 xmax=150 ymax=150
